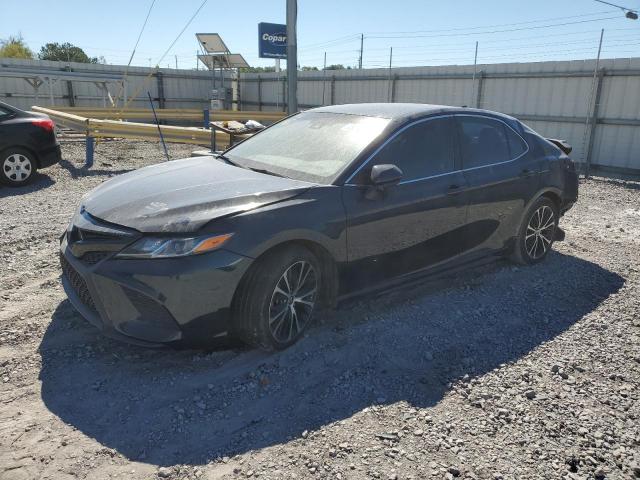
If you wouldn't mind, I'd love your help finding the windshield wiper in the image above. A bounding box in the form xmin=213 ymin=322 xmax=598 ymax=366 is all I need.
xmin=216 ymin=154 xmax=288 ymax=178
xmin=246 ymin=167 xmax=288 ymax=178
xmin=216 ymin=153 xmax=239 ymax=166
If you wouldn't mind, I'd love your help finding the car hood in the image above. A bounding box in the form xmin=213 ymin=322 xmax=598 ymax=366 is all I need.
xmin=82 ymin=156 xmax=314 ymax=233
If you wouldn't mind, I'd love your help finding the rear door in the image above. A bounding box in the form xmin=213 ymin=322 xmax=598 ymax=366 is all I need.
xmin=454 ymin=114 xmax=540 ymax=254
xmin=341 ymin=115 xmax=469 ymax=290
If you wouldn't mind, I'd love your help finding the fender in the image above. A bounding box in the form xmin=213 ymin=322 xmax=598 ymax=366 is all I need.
xmin=512 ymin=186 xmax=564 ymax=239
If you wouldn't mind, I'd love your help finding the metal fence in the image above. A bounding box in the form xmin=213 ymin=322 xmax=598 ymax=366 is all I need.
xmin=238 ymin=57 xmax=640 ymax=176
xmin=0 ymin=57 xmax=232 ymax=111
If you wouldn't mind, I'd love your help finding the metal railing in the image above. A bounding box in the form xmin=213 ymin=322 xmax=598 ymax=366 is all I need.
xmin=50 ymin=106 xmax=286 ymax=123
xmin=32 ymin=106 xmax=267 ymax=167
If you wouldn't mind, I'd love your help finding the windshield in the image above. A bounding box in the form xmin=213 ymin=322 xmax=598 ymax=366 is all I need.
xmin=225 ymin=112 xmax=390 ymax=183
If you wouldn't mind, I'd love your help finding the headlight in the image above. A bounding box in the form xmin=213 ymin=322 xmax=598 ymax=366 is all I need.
xmin=116 ymin=233 xmax=233 ymax=259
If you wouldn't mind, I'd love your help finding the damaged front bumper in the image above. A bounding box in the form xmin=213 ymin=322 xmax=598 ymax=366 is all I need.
xmin=59 ymin=228 xmax=252 ymax=347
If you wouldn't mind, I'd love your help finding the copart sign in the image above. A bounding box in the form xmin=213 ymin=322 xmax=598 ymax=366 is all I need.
xmin=259 ymin=22 xmax=287 ymax=59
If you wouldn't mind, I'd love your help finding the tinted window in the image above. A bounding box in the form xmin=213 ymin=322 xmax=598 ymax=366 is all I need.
xmin=364 ymin=117 xmax=454 ymax=182
xmin=505 ymin=126 xmax=527 ymax=158
xmin=458 ymin=116 xmax=511 ymax=169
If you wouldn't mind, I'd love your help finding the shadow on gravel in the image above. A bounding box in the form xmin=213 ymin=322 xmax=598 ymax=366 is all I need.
xmin=0 ymin=173 xmax=54 ymax=197
xmin=58 ymin=159 xmax=134 ymax=179
xmin=38 ymin=252 xmax=624 ymax=467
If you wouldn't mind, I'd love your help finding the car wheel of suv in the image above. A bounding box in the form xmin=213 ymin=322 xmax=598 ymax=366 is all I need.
xmin=511 ymin=196 xmax=559 ymax=265
xmin=233 ymin=245 xmax=321 ymax=351
xmin=0 ymin=148 xmax=36 ymax=187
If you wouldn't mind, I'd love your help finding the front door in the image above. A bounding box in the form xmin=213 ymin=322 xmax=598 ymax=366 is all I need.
xmin=341 ymin=115 xmax=468 ymax=292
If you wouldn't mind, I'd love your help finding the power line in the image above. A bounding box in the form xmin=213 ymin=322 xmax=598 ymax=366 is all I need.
xmin=155 ymin=0 xmax=208 ymax=66
xmin=364 ymin=9 xmax=618 ymax=35
xmin=127 ymin=0 xmax=156 ymax=66
xmin=366 ymin=15 xmax=623 ymax=39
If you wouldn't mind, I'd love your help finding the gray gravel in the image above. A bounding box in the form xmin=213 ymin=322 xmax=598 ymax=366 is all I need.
xmin=0 ymin=139 xmax=639 ymax=480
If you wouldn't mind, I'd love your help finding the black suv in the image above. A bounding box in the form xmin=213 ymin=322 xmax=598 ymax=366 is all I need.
xmin=0 ymin=101 xmax=61 ymax=186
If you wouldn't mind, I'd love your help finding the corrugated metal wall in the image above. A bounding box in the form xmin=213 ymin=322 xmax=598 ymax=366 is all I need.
xmin=239 ymin=58 xmax=640 ymax=174
xmin=0 ymin=58 xmax=231 ymax=111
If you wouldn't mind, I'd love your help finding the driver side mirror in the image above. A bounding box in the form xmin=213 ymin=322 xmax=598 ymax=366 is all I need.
xmin=370 ymin=164 xmax=403 ymax=187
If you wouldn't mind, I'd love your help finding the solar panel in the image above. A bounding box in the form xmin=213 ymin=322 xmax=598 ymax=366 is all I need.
xmin=198 ymin=54 xmax=250 ymax=69
xmin=196 ymin=33 xmax=230 ymax=54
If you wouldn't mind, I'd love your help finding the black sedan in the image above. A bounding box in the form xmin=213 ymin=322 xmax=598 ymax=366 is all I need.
xmin=0 ymin=101 xmax=61 ymax=186
xmin=59 ymin=103 xmax=578 ymax=350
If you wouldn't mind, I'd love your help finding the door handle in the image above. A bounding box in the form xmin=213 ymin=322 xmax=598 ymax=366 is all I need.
xmin=519 ymin=168 xmax=535 ymax=177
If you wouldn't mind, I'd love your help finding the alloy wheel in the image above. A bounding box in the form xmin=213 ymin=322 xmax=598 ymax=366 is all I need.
xmin=3 ymin=154 xmax=32 ymax=183
xmin=268 ymin=260 xmax=317 ymax=343
xmin=525 ymin=205 xmax=555 ymax=260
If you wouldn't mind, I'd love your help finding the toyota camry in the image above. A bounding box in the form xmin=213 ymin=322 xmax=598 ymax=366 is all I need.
xmin=59 ymin=103 xmax=578 ymax=350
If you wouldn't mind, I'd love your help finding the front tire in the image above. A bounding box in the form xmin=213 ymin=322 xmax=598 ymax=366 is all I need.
xmin=233 ymin=245 xmax=321 ymax=351
xmin=511 ymin=197 xmax=558 ymax=265
xmin=1 ymin=148 xmax=37 ymax=187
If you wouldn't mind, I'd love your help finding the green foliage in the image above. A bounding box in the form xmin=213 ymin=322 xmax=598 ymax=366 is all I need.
xmin=325 ymin=64 xmax=349 ymax=70
xmin=240 ymin=66 xmax=277 ymax=73
xmin=0 ymin=35 xmax=34 ymax=59
xmin=38 ymin=42 xmax=103 ymax=64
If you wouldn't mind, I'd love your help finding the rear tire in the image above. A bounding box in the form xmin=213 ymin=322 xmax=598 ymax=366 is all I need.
xmin=232 ymin=245 xmax=321 ymax=351
xmin=0 ymin=148 xmax=37 ymax=187
xmin=511 ymin=197 xmax=559 ymax=265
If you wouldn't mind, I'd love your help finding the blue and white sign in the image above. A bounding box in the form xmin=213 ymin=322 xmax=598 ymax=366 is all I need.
xmin=259 ymin=23 xmax=287 ymax=59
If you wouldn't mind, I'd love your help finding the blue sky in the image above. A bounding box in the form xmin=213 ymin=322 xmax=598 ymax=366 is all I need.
xmin=1 ymin=0 xmax=638 ymax=69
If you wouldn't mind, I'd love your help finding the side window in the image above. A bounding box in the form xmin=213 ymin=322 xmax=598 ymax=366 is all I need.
xmin=363 ymin=117 xmax=455 ymax=183
xmin=0 ymin=107 xmax=13 ymax=122
xmin=505 ymin=125 xmax=527 ymax=158
xmin=457 ymin=116 xmax=512 ymax=169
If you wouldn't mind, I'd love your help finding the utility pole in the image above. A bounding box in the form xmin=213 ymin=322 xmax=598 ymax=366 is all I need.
xmin=286 ymin=0 xmax=298 ymax=114
xmin=582 ymin=28 xmax=605 ymax=178
xmin=175 ymin=55 xmax=178 ymax=69
xmin=322 ymin=51 xmax=327 ymax=105
xmin=359 ymin=33 xmax=364 ymax=69
xmin=388 ymin=47 xmax=393 ymax=102
xmin=471 ymin=41 xmax=479 ymax=106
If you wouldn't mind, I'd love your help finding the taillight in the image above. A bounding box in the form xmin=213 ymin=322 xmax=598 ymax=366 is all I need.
xmin=31 ymin=118 xmax=55 ymax=132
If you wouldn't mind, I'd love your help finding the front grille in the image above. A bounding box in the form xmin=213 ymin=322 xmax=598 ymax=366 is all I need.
xmin=80 ymin=251 xmax=110 ymax=265
xmin=60 ymin=254 xmax=97 ymax=313
xmin=78 ymin=228 xmax=126 ymax=241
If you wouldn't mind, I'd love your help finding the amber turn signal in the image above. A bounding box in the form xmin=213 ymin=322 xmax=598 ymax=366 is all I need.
xmin=193 ymin=233 xmax=234 ymax=254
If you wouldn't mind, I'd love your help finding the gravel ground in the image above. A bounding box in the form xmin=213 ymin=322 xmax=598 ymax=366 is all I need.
xmin=0 ymin=139 xmax=639 ymax=480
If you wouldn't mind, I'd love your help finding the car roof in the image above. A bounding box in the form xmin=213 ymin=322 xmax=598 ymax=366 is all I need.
xmin=308 ymin=102 xmax=518 ymax=123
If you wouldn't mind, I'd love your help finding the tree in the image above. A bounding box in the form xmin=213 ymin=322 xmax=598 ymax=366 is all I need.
xmin=325 ymin=64 xmax=347 ymax=70
xmin=240 ymin=66 xmax=276 ymax=73
xmin=301 ymin=66 xmax=318 ymax=71
xmin=38 ymin=42 xmax=102 ymax=63
xmin=0 ymin=35 xmax=34 ymax=59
